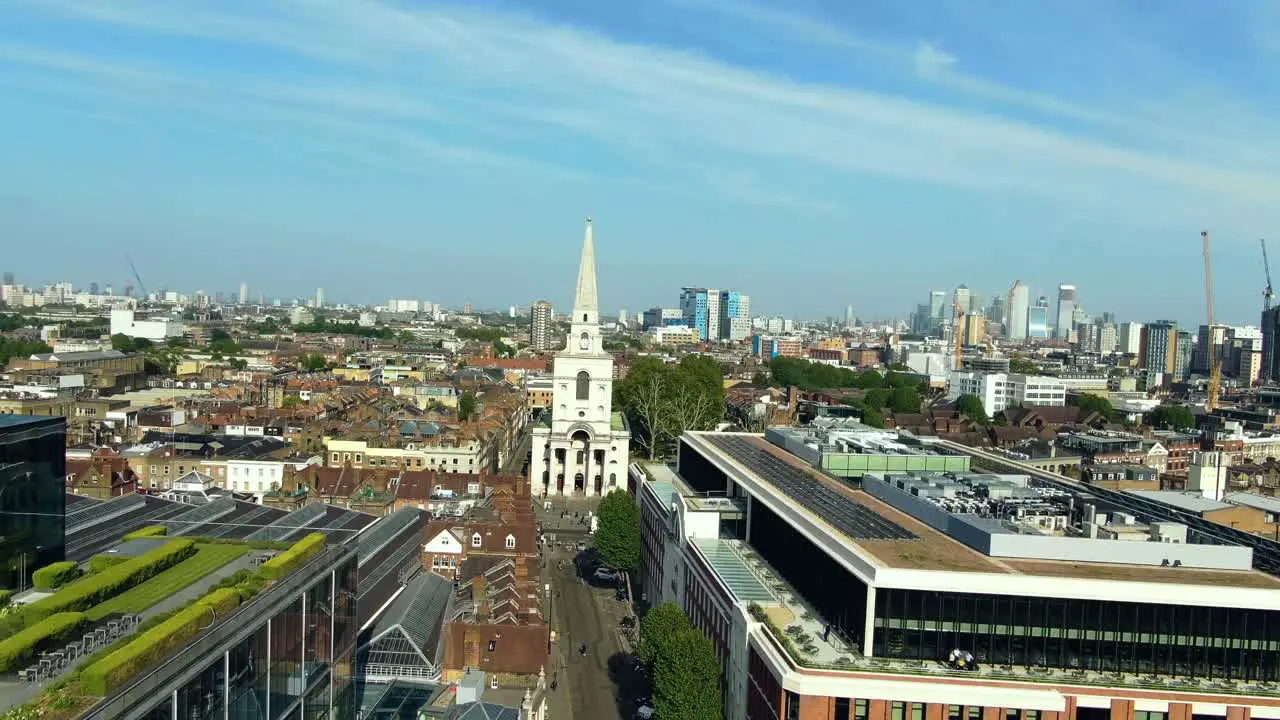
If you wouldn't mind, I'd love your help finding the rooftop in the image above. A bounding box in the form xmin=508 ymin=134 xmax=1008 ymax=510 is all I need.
xmin=690 ymin=432 xmax=1280 ymax=588
xmin=1126 ymin=489 xmax=1234 ymax=514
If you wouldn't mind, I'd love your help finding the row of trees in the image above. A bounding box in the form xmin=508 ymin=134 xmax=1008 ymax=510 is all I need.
xmin=594 ymin=489 xmax=640 ymax=572
xmin=615 ymin=356 xmax=724 ymax=460
xmin=767 ymin=356 xmax=918 ymax=391
xmin=639 ymin=602 xmax=723 ymax=720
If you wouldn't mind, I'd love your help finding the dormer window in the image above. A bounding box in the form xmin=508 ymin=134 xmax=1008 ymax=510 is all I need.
xmin=471 ymin=533 xmax=482 ymax=548
xmin=505 ymin=534 xmax=516 ymax=550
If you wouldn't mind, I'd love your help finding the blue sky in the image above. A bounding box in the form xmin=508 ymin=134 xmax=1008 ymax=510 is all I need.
xmin=1 ymin=0 xmax=1278 ymax=325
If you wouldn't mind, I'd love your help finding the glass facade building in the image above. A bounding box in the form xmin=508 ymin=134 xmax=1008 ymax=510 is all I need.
xmin=872 ymin=588 xmax=1280 ymax=681
xmin=0 ymin=415 xmax=66 ymax=591
xmin=91 ymin=547 xmax=358 ymax=720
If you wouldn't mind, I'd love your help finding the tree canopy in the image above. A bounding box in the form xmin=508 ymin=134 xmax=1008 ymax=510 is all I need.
xmin=1069 ymin=393 xmax=1114 ymax=421
xmin=1148 ymin=404 xmax=1195 ymax=431
xmin=1008 ymin=357 xmax=1041 ymax=375
xmin=458 ymin=391 xmax=477 ymax=421
xmin=955 ymin=394 xmax=989 ymax=424
xmin=294 ymin=317 xmax=396 ymax=339
xmin=110 ymin=334 xmax=152 ymax=353
xmin=768 ymin=356 xmax=918 ymax=392
xmin=640 ymin=602 xmax=722 ymax=720
xmin=303 ymin=353 xmax=328 ymax=371
xmin=615 ymin=355 xmax=725 ymax=459
xmin=594 ymin=489 xmax=640 ymax=572
xmin=455 ymin=326 xmax=508 ymax=343
xmin=0 ymin=337 xmax=51 ymax=366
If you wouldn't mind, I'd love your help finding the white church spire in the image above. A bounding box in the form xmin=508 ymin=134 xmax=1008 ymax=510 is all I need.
xmin=572 ymin=217 xmax=598 ymax=323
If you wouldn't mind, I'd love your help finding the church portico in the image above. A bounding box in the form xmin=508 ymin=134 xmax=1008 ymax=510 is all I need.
xmin=530 ymin=218 xmax=631 ymax=498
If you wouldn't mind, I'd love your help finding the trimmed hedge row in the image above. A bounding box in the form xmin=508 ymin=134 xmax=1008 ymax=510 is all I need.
xmin=121 ymin=526 xmax=167 ymax=541
xmin=88 ymin=554 xmax=127 ymax=573
xmin=81 ymin=588 xmax=241 ymax=696
xmin=32 ymin=561 xmax=81 ymax=591
xmin=0 ymin=612 xmax=88 ymax=672
xmin=0 ymin=540 xmax=196 ymax=639
xmin=0 ymin=590 xmax=10 ymax=608
xmin=259 ymin=533 xmax=326 ymax=581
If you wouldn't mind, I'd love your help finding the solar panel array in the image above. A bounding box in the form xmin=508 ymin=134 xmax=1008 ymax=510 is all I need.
xmin=358 ymin=507 xmax=423 ymax=560
xmin=705 ymin=435 xmax=918 ymax=541
xmin=204 ymin=503 xmax=285 ymax=539
xmin=67 ymin=493 xmax=145 ymax=531
xmin=245 ymin=503 xmax=327 ymax=542
xmin=167 ymin=497 xmax=236 ymax=536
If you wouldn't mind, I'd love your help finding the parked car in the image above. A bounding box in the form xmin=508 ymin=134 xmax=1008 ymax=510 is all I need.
xmin=593 ymin=567 xmax=619 ymax=583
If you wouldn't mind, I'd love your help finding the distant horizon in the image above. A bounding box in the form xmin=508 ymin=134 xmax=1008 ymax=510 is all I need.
xmin=2 ymin=1 xmax=1275 ymax=324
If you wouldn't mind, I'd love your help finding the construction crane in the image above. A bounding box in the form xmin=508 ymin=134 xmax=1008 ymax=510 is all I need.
xmin=952 ymin=300 xmax=966 ymax=371
xmin=1203 ymin=231 xmax=1221 ymax=411
xmin=1263 ymin=239 xmax=1275 ymax=312
xmin=126 ymin=255 xmax=148 ymax=300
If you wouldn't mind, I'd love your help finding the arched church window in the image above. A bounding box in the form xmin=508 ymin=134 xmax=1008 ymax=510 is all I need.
xmin=576 ymin=371 xmax=590 ymax=400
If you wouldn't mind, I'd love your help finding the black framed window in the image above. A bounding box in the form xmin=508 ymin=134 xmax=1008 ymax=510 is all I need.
xmin=835 ymin=697 xmax=850 ymax=720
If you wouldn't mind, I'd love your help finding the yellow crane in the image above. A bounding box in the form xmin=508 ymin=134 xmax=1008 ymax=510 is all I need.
xmin=1203 ymin=230 xmax=1221 ymax=411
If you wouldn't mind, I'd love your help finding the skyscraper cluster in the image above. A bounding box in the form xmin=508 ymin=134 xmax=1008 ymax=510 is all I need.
xmin=678 ymin=287 xmax=751 ymax=342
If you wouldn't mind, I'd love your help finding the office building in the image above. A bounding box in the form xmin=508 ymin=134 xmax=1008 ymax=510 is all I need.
xmin=1 ymin=272 xmax=13 ymax=286
xmin=1073 ymin=319 xmax=1097 ymax=353
xmin=1055 ymin=284 xmax=1077 ymax=340
xmin=719 ymin=291 xmax=751 ymax=342
xmin=529 ymin=300 xmax=553 ymax=351
xmin=1097 ymin=322 xmax=1117 ymax=355
xmin=618 ymin=308 xmax=628 ymax=327
xmin=962 ymin=312 xmax=985 ymax=346
xmin=239 ymin=282 xmax=249 ymax=304
xmin=1027 ymin=298 xmax=1050 ymax=339
xmin=947 ymin=372 xmax=1067 ymax=414
xmin=681 ymin=287 xmax=723 ymax=342
xmin=0 ymin=415 xmax=66 ymax=591
xmin=1139 ymin=321 xmax=1178 ymax=382
xmin=637 ymin=430 xmax=1280 ymax=720
xmin=929 ymin=291 xmax=946 ymax=325
xmin=1263 ymin=308 xmax=1280 ymax=383
xmin=1119 ymin=321 xmax=1143 ymax=355
xmin=953 ymin=285 xmax=970 ymax=316
xmin=1195 ymin=324 xmax=1229 ymax=374
xmin=844 ymin=304 xmax=856 ymax=329
xmin=530 ymin=219 xmax=630 ymax=497
xmin=641 ymin=307 xmax=684 ymax=331
xmin=314 ymin=287 xmax=325 ymax=308
xmin=109 ymin=309 xmax=185 ymax=342
xmin=1226 ymin=326 xmax=1263 ymax=383
xmin=1175 ymin=330 xmax=1194 ymax=380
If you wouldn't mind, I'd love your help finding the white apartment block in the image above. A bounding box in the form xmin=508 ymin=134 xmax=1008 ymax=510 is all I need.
xmin=948 ymin=371 xmax=1067 ymax=414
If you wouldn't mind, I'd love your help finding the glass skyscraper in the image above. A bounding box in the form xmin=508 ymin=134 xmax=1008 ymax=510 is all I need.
xmin=0 ymin=415 xmax=66 ymax=592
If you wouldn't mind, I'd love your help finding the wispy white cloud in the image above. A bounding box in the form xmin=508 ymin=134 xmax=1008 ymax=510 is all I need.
xmin=3 ymin=0 xmax=1279 ymax=229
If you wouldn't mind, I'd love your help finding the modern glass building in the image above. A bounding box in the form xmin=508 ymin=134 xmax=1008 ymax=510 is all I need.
xmin=83 ymin=543 xmax=359 ymax=720
xmin=0 ymin=415 xmax=66 ymax=591
xmin=1027 ymin=304 xmax=1049 ymax=339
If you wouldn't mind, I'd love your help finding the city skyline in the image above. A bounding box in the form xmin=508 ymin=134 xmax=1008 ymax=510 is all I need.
xmin=1 ymin=1 xmax=1277 ymax=321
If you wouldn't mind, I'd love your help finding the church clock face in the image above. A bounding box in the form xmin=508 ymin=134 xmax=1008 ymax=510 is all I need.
xmin=579 ymin=333 xmax=591 ymax=351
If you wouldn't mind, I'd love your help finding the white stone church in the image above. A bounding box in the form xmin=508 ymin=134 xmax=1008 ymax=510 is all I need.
xmin=529 ymin=219 xmax=631 ymax=497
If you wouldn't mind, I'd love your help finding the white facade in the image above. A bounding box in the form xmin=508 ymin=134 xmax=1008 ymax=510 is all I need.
xmin=1119 ymin=321 xmax=1144 ymax=355
xmin=531 ymin=219 xmax=631 ymax=497
xmin=948 ymin=371 xmax=1067 ymax=414
xmin=110 ymin=309 xmax=184 ymax=341
xmin=1006 ymin=281 xmax=1029 ymax=340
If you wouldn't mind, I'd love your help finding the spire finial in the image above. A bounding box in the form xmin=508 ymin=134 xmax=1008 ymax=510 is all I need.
xmin=572 ymin=217 xmax=599 ymax=320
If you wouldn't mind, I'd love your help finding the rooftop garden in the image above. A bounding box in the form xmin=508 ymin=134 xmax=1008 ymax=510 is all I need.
xmin=0 ymin=533 xmax=327 ymax=720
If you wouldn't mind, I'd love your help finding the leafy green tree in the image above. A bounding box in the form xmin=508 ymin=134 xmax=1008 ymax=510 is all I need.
xmin=594 ymin=489 xmax=640 ymax=572
xmin=0 ymin=338 xmax=51 ymax=366
xmin=616 ymin=355 xmax=724 ymax=458
xmin=1149 ymin=404 xmax=1195 ymax=431
xmin=303 ymin=353 xmax=327 ymax=371
xmin=458 ymin=391 xmax=477 ymax=421
xmin=855 ymin=370 xmax=885 ymax=389
xmin=640 ymin=603 xmax=722 ymax=720
xmin=398 ymin=330 xmax=415 ymax=342
xmin=281 ymin=395 xmax=304 ymax=408
xmin=887 ymin=386 xmax=922 ymax=414
xmin=209 ymin=328 xmax=232 ymax=342
xmin=861 ymin=407 xmax=885 ymax=428
xmin=639 ymin=602 xmax=689 ymax=668
xmin=955 ymin=394 xmax=989 ymax=424
xmin=110 ymin=334 xmax=139 ymax=352
xmin=229 ymin=358 xmax=248 ymax=371
xmin=1069 ymin=393 xmax=1114 ymax=421
xmin=1009 ymin=357 xmax=1041 ymax=375
xmin=750 ymin=371 xmax=770 ymax=387
xmin=863 ymin=388 xmax=890 ymax=411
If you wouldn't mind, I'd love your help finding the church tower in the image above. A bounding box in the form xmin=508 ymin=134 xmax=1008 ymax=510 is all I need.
xmin=531 ymin=218 xmax=631 ymax=497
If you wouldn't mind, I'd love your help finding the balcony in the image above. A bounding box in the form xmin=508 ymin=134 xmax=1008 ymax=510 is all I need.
xmin=747 ymin=600 xmax=1280 ymax=700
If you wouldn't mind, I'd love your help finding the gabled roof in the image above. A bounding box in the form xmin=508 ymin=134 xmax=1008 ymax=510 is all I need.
xmin=361 ymin=572 xmax=455 ymax=672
